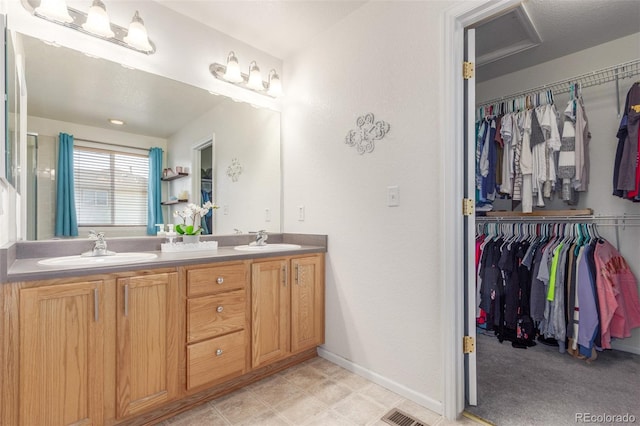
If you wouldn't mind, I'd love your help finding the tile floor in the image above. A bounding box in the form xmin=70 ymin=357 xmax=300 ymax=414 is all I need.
xmin=162 ymin=357 xmax=479 ymax=426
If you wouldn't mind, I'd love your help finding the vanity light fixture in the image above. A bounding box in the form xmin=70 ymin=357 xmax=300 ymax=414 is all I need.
xmin=210 ymin=51 xmax=283 ymax=98
xmin=25 ymin=0 xmax=156 ymax=54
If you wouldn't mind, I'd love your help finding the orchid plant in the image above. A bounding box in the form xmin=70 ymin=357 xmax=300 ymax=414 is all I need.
xmin=173 ymin=201 xmax=218 ymax=235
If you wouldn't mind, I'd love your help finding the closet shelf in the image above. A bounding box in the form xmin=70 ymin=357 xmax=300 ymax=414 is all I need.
xmin=482 ymin=209 xmax=593 ymax=218
xmin=478 ymin=59 xmax=640 ymax=111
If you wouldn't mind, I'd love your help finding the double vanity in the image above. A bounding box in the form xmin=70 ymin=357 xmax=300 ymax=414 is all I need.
xmin=0 ymin=233 xmax=326 ymax=425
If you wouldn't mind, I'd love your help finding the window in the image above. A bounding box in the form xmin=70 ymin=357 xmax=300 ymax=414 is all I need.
xmin=74 ymin=146 xmax=148 ymax=226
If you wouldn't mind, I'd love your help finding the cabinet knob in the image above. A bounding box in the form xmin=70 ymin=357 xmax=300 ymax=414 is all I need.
xmin=216 ymin=306 xmax=224 ymax=313
xmin=216 ymin=277 xmax=224 ymax=284
xmin=216 ymin=349 xmax=223 ymax=356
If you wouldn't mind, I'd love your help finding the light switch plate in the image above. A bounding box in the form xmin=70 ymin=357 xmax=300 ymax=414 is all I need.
xmin=298 ymin=205 xmax=305 ymax=221
xmin=387 ymin=186 xmax=399 ymax=207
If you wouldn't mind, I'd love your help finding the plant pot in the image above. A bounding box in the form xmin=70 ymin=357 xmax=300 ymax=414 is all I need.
xmin=182 ymin=235 xmax=200 ymax=244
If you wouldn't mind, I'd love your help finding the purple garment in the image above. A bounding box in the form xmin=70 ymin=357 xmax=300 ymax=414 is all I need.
xmin=577 ymin=245 xmax=598 ymax=351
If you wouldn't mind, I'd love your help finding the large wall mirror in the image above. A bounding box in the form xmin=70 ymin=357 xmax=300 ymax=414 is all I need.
xmin=18 ymin=32 xmax=281 ymax=240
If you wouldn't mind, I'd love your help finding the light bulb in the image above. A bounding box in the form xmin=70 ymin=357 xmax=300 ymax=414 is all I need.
xmin=35 ymin=0 xmax=72 ymax=23
xmin=247 ymin=61 xmax=264 ymax=91
xmin=267 ymin=69 xmax=282 ymax=97
xmin=223 ymin=51 xmax=244 ymax=83
xmin=124 ymin=11 xmax=153 ymax=52
xmin=82 ymin=0 xmax=114 ymax=38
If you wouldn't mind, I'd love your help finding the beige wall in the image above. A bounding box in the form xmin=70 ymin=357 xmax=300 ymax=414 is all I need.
xmin=283 ymin=1 xmax=452 ymax=411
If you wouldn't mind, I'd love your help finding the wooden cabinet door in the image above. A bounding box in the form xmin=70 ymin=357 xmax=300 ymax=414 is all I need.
xmin=19 ymin=281 xmax=104 ymax=426
xmin=251 ymin=259 xmax=289 ymax=368
xmin=291 ymin=255 xmax=325 ymax=352
xmin=116 ymin=272 xmax=180 ymax=418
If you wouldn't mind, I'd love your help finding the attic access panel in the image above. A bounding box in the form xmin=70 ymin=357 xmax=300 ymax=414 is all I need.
xmin=474 ymin=4 xmax=541 ymax=67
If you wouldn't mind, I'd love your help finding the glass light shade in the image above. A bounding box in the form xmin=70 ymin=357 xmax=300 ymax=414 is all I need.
xmin=82 ymin=0 xmax=114 ymax=38
xmin=123 ymin=11 xmax=153 ymax=52
xmin=247 ymin=61 xmax=264 ymax=91
xmin=35 ymin=0 xmax=72 ymax=23
xmin=223 ymin=52 xmax=244 ymax=83
xmin=267 ymin=69 xmax=282 ymax=97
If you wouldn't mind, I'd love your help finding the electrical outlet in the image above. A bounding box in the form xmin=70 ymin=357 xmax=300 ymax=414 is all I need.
xmin=223 ymin=205 xmax=229 ymax=215
xmin=387 ymin=186 xmax=399 ymax=207
xmin=265 ymin=208 xmax=271 ymax=222
xmin=298 ymin=205 xmax=305 ymax=221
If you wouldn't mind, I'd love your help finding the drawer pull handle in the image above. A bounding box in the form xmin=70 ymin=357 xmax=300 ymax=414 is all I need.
xmin=216 ymin=349 xmax=223 ymax=356
xmin=216 ymin=306 xmax=224 ymax=313
xmin=216 ymin=277 xmax=224 ymax=284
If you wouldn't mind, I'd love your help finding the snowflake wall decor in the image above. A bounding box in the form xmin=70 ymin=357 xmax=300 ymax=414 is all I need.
xmin=226 ymin=158 xmax=243 ymax=182
xmin=345 ymin=113 xmax=391 ymax=155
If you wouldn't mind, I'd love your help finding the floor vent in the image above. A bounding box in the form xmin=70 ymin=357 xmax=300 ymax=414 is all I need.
xmin=381 ymin=408 xmax=427 ymax=426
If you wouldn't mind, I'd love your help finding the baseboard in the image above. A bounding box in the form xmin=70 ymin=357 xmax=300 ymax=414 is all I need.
xmin=610 ymin=341 xmax=640 ymax=355
xmin=317 ymin=347 xmax=443 ymax=415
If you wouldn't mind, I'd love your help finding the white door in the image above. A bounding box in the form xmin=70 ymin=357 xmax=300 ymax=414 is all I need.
xmin=463 ymin=27 xmax=477 ymax=407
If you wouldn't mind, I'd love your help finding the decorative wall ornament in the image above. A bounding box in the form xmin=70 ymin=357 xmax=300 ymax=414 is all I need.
xmin=345 ymin=113 xmax=391 ymax=155
xmin=226 ymin=158 xmax=243 ymax=182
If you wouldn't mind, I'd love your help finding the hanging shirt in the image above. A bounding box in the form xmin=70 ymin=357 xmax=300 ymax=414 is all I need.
xmin=573 ymin=97 xmax=591 ymax=192
xmin=559 ymin=101 xmax=577 ymax=201
xmin=500 ymin=114 xmax=514 ymax=195
xmin=593 ymin=239 xmax=640 ymax=349
xmin=617 ymin=83 xmax=640 ymax=191
xmin=576 ymin=244 xmax=599 ymax=355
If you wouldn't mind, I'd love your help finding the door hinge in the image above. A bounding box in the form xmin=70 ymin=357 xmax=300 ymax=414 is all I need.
xmin=463 ymin=336 xmax=475 ymax=354
xmin=463 ymin=61 xmax=474 ymax=80
xmin=462 ymin=198 xmax=474 ymax=216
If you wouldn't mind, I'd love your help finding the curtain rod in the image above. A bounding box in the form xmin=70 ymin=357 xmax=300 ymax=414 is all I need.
xmin=477 ymin=58 xmax=640 ymax=110
xmin=73 ymin=137 xmax=152 ymax=153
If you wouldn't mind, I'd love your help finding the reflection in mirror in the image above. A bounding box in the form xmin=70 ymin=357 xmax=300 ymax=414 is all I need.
xmin=19 ymin=32 xmax=281 ymax=240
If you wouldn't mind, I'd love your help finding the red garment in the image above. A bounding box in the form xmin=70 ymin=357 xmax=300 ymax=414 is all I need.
xmin=593 ymin=240 xmax=640 ymax=349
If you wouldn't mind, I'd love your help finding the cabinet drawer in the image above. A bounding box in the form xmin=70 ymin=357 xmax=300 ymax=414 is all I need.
xmin=187 ymin=290 xmax=246 ymax=343
xmin=187 ymin=330 xmax=246 ymax=390
xmin=187 ymin=263 xmax=247 ymax=297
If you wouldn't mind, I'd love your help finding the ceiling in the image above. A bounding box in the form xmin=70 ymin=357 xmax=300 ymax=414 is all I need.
xmin=156 ymin=0 xmax=368 ymax=60
xmin=475 ymin=0 xmax=640 ymax=82
xmin=23 ymin=34 xmax=228 ymax=139
xmin=21 ymin=1 xmax=640 ymax=139
xmin=158 ymin=0 xmax=640 ymax=81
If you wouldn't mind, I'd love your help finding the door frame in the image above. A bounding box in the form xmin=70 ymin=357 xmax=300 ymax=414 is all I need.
xmin=440 ymin=0 xmax=522 ymax=420
xmin=191 ymin=135 xmax=215 ymax=232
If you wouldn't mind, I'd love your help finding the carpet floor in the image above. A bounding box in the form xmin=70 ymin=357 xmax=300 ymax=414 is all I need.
xmin=465 ymin=331 xmax=640 ymax=426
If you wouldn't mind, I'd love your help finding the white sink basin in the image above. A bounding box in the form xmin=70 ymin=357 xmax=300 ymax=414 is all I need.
xmin=234 ymin=243 xmax=302 ymax=252
xmin=38 ymin=252 xmax=158 ymax=267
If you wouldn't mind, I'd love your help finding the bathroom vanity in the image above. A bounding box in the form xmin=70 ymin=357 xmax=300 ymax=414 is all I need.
xmin=0 ymin=234 xmax=326 ymax=425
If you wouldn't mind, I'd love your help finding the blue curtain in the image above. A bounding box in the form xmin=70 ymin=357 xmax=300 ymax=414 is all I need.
xmin=147 ymin=147 xmax=164 ymax=235
xmin=55 ymin=133 xmax=78 ymax=237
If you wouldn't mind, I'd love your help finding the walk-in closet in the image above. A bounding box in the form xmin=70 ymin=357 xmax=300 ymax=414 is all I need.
xmin=466 ymin=1 xmax=640 ymax=424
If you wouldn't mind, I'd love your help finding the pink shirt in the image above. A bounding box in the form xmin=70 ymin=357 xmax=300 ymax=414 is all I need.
xmin=593 ymin=240 xmax=640 ymax=349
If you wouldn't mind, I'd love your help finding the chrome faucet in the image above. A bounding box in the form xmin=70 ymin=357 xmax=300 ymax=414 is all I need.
xmin=87 ymin=230 xmax=114 ymax=256
xmin=255 ymin=230 xmax=268 ymax=246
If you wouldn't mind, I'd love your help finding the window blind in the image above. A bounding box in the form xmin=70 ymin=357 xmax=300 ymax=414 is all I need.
xmin=74 ymin=146 xmax=148 ymax=226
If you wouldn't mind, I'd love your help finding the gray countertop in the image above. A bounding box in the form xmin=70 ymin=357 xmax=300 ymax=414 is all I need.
xmin=2 ymin=233 xmax=327 ymax=283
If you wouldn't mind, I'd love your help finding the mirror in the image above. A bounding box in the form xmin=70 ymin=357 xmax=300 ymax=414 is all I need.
xmin=19 ymin=32 xmax=281 ymax=240
xmin=6 ymin=30 xmax=24 ymax=192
